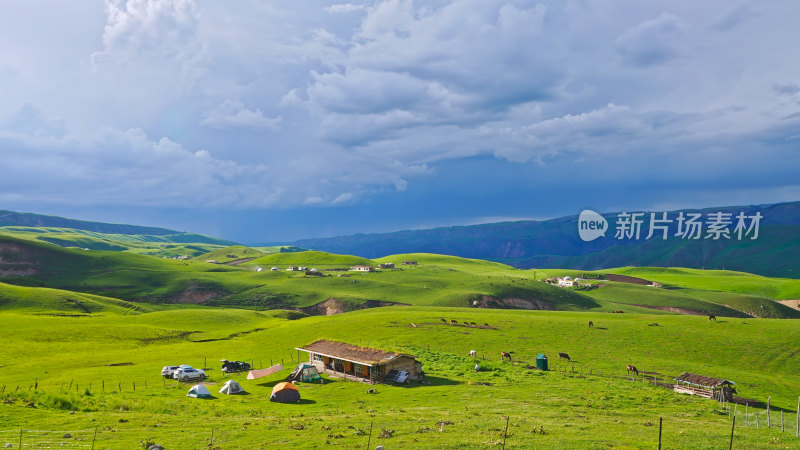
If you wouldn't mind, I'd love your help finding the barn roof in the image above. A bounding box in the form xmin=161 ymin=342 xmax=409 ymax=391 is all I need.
xmin=674 ymin=372 xmax=735 ymax=388
xmin=296 ymin=340 xmax=416 ymax=366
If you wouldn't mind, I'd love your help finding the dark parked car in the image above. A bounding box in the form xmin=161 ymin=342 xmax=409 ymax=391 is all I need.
xmin=221 ymin=359 xmax=251 ymax=373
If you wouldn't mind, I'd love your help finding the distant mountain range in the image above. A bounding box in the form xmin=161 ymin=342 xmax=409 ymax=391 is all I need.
xmin=0 ymin=210 xmax=236 ymax=251
xmin=294 ymin=201 xmax=800 ymax=278
xmin=0 ymin=210 xmax=178 ymax=236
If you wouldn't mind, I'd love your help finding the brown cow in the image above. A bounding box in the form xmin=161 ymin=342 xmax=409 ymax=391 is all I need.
xmin=500 ymin=351 xmax=513 ymax=362
xmin=708 ymin=315 xmax=717 ymax=322
xmin=558 ymin=352 xmax=571 ymax=361
xmin=449 ymin=319 xmax=458 ymax=325
xmin=626 ymin=364 xmax=639 ymax=375
xmin=588 ymin=321 xmax=594 ymax=328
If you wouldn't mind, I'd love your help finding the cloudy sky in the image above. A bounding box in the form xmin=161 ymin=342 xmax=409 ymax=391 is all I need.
xmin=1 ymin=0 xmax=799 ymax=242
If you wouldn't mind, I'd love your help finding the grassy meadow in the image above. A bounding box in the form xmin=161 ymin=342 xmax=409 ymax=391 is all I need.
xmin=2 ymin=232 xmax=800 ymax=447
xmin=1 ymin=307 xmax=799 ymax=448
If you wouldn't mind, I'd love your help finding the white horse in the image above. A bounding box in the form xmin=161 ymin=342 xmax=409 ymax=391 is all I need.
xmin=468 ymin=350 xmax=477 ymax=358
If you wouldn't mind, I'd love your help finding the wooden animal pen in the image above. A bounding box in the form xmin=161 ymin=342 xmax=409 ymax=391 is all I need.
xmin=673 ymin=372 xmax=736 ymax=401
xmin=296 ymin=340 xmax=423 ymax=384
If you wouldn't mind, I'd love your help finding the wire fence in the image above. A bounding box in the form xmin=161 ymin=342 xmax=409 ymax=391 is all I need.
xmin=0 ymin=429 xmax=95 ymax=449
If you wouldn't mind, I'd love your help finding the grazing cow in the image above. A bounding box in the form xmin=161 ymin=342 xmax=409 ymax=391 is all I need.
xmin=558 ymin=352 xmax=570 ymax=361
xmin=470 ymin=322 xmax=477 ymax=327
xmin=468 ymin=350 xmax=477 ymax=358
xmin=626 ymin=364 xmax=639 ymax=376
xmin=440 ymin=318 xmax=447 ymax=324
xmin=483 ymin=323 xmax=490 ymax=328
xmin=463 ymin=322 xmax=470 ymax=327
xmin=450 ymin=319 xmax=458 ymax=325
xmin=500 ymin=351 xmax=513 ymax=362
xmin=613 ymin=310 xmax=624 ymax=314
xmin=588 ymin=321 xmax=594 ymax=328
xmin=708 ymin=315 xmax=717 ymax=322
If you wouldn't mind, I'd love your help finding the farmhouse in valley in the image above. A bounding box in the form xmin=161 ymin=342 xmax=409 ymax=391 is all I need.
xmin=378 ymin=263 xmax=395 ymax=269
xmin=296 ymin=340 xmax=423 ymax=384
xmin=402 ymin=260 xmax=418 ymax=265
xmin=350 ymin=265 xmax=374 ymax=272
xmin=673 ymin=372 xmax=736 ymax=401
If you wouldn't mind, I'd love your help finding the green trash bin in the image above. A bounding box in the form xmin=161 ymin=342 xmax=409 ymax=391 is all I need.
xmin=536 ymin=354 xmax=548 ymax=371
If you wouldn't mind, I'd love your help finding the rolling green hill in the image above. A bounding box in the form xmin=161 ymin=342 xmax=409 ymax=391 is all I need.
xmin=0 ymin=282 xmax=153 ymax=315
xmin=2 ymin=234 xmax=799 ymax=318
xmin=244 ymin=250 xmax=375 ymax=269
xmin=0 ymin=210 xmax=178 ymax=235
xmin=193 ymin=245 xmax=265 ymax=263
xmin=0 ymin=226 xmax=235 ymax=257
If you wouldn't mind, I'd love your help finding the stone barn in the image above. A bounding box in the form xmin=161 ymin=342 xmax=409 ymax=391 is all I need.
xmin=673 ymin=372 xmax=736 ymax=401
xmin=296 ymin=340 xmax=423 ymax=384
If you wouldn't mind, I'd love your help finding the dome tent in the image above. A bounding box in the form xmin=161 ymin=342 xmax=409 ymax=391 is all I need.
xmin=219 ymin=380 xmax=245 ymax=395
xmin=187 ymin=384 xmax=212 ymax=398
xmin=270 ymin=382 xmax=300 ymax=403
xmin=286 ymin=364 xmax=321 ymax=382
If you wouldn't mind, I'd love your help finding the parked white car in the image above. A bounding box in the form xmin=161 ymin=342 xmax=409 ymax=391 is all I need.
xmin=171 ymin=365 xmax=195 ymax=379
xmin=161 ymin=365 xmax=181 ymax=378
xmin=175 ymin=367 xmax=206 ymax=382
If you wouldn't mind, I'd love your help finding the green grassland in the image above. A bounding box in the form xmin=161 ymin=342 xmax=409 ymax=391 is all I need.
xmin=0 ymin=307 xmax=798 ymax=448
xmin=192 ymin=245 xmax=265 ymax=263
xmin=0 ymin=226 xmax=233 ymax=258
xmin=0 ymin=282 xmax=153 ymax=315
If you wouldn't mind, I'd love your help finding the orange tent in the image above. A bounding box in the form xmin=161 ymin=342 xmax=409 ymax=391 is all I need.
xmin=270 ymin=382 xmax=300 ymax=403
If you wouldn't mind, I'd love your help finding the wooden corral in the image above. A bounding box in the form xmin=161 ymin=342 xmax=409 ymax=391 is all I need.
xmin=673 ymin=372 xmax=736 ymax=401
xmin=296 ymin=340 xmax=422 ymax=384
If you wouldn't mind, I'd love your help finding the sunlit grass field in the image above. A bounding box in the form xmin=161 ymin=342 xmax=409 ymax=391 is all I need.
xmin=1 ymin=307 xmax=798 ymax=448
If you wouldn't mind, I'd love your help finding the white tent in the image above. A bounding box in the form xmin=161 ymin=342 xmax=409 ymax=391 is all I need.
xmin=247 ymin=364 xmax=284 ymax=380
xmin=186 ymin=384 xmax=212 ymax=398
xmin=219 ymin=380 xmax=245 ymax=395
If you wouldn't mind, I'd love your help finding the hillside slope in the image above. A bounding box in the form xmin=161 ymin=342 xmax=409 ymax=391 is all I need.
xmin=0 ymin=210 xmax=177 ymax=235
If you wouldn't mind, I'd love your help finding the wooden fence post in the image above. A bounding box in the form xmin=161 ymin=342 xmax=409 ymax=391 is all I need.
xmin=658 ymin=417 xmax=662 ymax=450
xmin=796 ymin=396 xmax=799 ymax=438
xmin=746 ymin=404 xmax=749 ymax=426
xmin=729 ymin=416 xmax=735 ymax=450
xmin=767 ymin=397 xmax=771 ymax=428
xmin=502 ymin=416 xmax=510 ymax=450
xmin=781 ymin=410 xmax=784 ymax=432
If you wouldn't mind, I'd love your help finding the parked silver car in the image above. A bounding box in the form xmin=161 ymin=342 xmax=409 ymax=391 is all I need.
xmin=161 ymin=365 xmax=181 ymax=378
xmin=175 ymin=367 xmax=206 ymax=382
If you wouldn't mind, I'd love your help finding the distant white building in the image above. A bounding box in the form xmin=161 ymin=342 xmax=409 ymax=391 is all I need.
xmin=557 ymin=276 xmax=576 ymax=287
xmin=350 ymin=265 xmax=374 ymax=272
